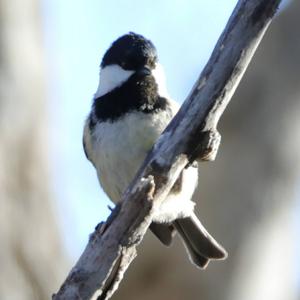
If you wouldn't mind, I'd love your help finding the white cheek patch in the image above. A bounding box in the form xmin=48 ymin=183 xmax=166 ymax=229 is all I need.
xmin=152 ymin=63 xmax=170 ymax=99
xmin=95 ymin=64 xmax=134 ymax=98
xmin=94 ymin=63 xmax=170 ymax=99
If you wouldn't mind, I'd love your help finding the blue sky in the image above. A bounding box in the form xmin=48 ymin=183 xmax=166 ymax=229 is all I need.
xmin=42 ymin=0 xmax=291 ymax=258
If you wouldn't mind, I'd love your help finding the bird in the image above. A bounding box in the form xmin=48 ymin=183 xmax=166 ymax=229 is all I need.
xmin=83 ymin=32 xmax=227 ymax=269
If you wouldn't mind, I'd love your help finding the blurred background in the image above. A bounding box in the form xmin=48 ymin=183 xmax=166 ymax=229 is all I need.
xmin=0 ymin=0 xmax=299 ymax=299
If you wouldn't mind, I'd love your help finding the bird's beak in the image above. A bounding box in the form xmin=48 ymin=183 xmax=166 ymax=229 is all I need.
xmin=136 ymin=66 xmax=151 ymax=77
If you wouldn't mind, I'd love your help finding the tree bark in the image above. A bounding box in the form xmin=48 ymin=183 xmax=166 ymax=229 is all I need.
xmin=110 ymin=2 xmax=300 ymax=300
xmin=53 ymin=1 xmax=282 ymax=299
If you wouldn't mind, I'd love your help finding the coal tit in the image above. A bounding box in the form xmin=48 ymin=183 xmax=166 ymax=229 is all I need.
xmin=83 ymin=32 xmax=227 ymax=268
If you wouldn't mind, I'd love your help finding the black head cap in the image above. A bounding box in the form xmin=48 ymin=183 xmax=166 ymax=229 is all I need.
xmin=101 ymin=32 xmax=158 ymax=71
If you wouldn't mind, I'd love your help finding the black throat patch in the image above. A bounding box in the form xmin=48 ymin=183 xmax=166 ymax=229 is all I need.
xmin=90 ymin=74 xmax=169 ymax=126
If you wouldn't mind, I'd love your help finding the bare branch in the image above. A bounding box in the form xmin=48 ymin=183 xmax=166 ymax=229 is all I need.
xmin=53 ymin=1 xmax=282 ymax=299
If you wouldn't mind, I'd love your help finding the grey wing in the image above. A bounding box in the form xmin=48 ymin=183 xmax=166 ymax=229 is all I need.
xmin=83 ymin=117 xmax=95 ymax=166
xmin=83 ymin=135 xmax=90 ymax=160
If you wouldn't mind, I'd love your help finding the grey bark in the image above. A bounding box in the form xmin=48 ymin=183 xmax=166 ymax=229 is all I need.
xmin=111 ymin=1 xmax=300 ymax=300
xmin=53 ymin=1 xmax=281 ymax=299
xmin=0 ymin=1 xmax=67 ymax=299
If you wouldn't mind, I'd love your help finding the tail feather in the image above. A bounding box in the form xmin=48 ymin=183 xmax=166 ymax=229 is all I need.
xmin=150 ymin=222 xmax=176 ymax=246
xmin=174 ymin=212 xmax=227 ymax=268
xmin=173 ymin=220 xmax=209 ymax=269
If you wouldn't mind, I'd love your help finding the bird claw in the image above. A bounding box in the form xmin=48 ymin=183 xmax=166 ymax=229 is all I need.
xmin=95 ymin=221 xmax=107 ymax=234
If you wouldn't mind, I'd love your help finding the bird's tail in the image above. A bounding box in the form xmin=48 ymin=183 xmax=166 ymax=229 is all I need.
xmin=173 ymin=212 xmax=227 ymax=269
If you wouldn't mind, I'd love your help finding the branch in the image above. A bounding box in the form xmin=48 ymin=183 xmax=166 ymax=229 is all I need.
xmin=53 ymin=1 xmax=281 ymax=299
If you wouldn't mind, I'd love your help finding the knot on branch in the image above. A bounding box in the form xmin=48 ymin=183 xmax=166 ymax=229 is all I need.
xmin=187 ymin=129 xmax=221 ymax=164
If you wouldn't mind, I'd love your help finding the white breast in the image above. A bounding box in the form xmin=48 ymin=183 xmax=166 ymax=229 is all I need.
xmin=89 ymin=102 xmax=198 ymax=223
xmin=91 ymin=109 xmax=174 ymax=202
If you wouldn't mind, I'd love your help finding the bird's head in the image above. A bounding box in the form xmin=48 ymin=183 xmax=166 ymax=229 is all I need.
xmin=102 ymin=32 xmax=157 ymax=73
xmin=95 ymin=32 xmax=168 ymax=98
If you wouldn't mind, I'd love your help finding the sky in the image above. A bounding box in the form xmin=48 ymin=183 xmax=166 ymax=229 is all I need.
xmin=41 ymin=0 xmax=289 ymax=259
